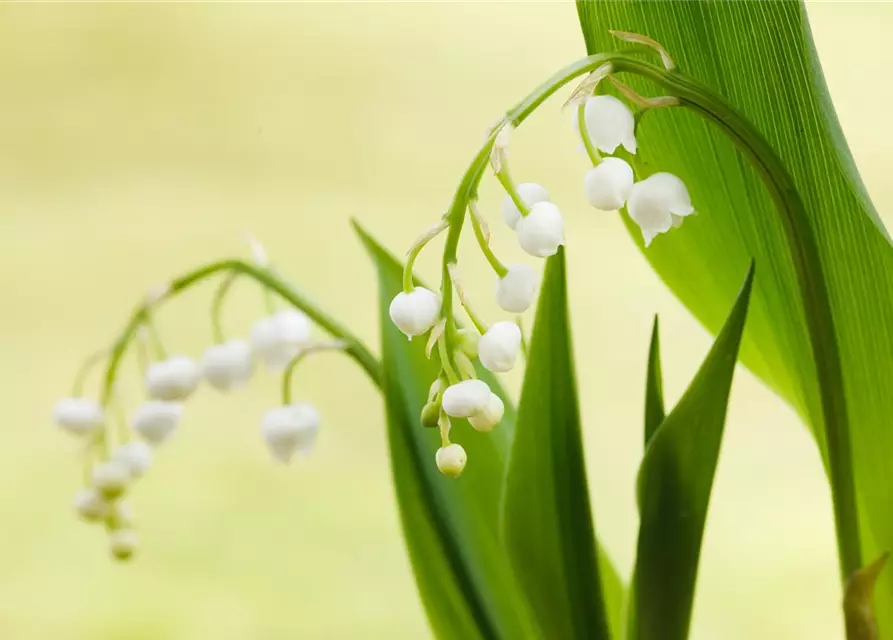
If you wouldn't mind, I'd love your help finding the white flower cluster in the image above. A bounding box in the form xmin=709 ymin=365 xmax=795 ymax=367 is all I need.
xmin=54 ymin=305 xmax=325 ymax=560
xmin=579 ymin=95 xmax=695 ymax=246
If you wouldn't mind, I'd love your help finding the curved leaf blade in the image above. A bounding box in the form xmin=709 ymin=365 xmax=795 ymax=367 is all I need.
xmin=633 ymin=264 xmax=754 ymax=640
xmin=501 ymin=247 xmax=611 ymax=640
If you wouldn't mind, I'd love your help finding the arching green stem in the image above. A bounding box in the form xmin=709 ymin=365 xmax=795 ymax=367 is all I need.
xmin=281 ymin=340 xmax=347 ymax=405
xmin=101 ymin=259 xmax=381 ymax=407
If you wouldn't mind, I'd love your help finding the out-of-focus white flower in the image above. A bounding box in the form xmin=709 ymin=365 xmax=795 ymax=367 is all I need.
xmin=516 ymin=202 xmax=565 ymax=258
xmin=468 ymin=393 xmax=504 ymax=432
xmin=261 ymin=403 xmax=321 ymax=464
xmin=478 ymin=322 xmax=522 ymax=373
xmin=109 ymin=529 xmax=138 ymax=561
xmin=251 ymin=310 xmax=312 ymax=371
xmin=495 ymin=263 xmax=538 ymax=313
xmin=92 ymin=461 xmax=131 ymax=499
xmin=581 ymin=95 xmax=637 ymax=154
xmin=73 ymin=488 xmax=110 ymax=523
xmin=441 ymin=379 xmax=491 ymax=418
xmin=501 ymin=183 xmax=550 ymax=230
xmin=113 ymin=441 xmax=153 ymax=478
xmin=145 ymin=356 xmax=200 ymax=401
xmin=388 ymin=287 xmax=441 ymax=340
xmin=54 ymin=398 xmax=104 ymax=437
xmin=435 ymin=443 xmax=467 ymax=478
xmin=202 ymin=340 xmax=254 ymax=391
xmin=626 ymin=172 xmax=694 ymax=247
xmin=131 ymin=401 xmax=182 ymax=445
xmin=584 ymin=157 xmax=635 ymax=211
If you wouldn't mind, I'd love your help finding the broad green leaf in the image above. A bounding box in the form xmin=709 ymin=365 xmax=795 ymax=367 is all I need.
xmin=578 ymin=1 xmax=893 ymax=627
xmin=354 ymin=221 xmax=537 ymax=640
xmin=501 ymin=247 xmax=611 ymax=640
xmin=643 ymin=316 xmax=665 ymax=447
xmin=633 ymin=264 xmax=755 ymax=640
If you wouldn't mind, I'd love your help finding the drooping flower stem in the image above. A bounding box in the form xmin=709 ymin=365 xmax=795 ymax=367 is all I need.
xmin=280 ymin=340 xmax=347 ymax=405
xmin=210 ymin=271 xmax=239 ymax=344
xmin=100 ymin=260 xmax=381 ymax=408
xmin=576 ymin=104 xmax=602 ymax=166
xmin=439 ymin=51 xmax=860 ymax=581
xmin=71 ymin=348 xmax=109 ymax=397
xmin=468 ymin=201 xmax=508 ymax=278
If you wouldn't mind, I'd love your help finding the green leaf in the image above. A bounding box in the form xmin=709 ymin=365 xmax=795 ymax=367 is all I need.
xmin=632 ymin=263 xmax=755 ymax=640
xmin=578 ymin=1 xmax=893 ymax=628
xmin=354 ymin=221 xmax=536 ymax=640
xmin=501 ymin=247 xmax=611 ymax=640
xmin=643 ymin=316 xmax=665 ymax=447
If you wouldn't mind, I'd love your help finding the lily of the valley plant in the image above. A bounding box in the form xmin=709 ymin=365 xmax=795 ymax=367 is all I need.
xmin=53 ymin=11 xmax=891 ymax=640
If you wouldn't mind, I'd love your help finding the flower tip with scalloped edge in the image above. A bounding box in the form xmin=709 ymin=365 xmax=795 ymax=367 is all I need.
xmin=581 ymin=94 xmax=637 ymax=155
xmin=261 ymin=403 xmax=321 ymax=464
xmin=388 ymin=287 xmax=441 ymax=340
xmin=627 ymin=172 xmax=694 ymax=247
xmin=584 ymin=157 xmax=635 ymax=211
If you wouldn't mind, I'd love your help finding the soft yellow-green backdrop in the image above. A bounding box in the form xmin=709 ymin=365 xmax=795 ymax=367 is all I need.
xmin=2 ymin=2 xmax=891 ymax=638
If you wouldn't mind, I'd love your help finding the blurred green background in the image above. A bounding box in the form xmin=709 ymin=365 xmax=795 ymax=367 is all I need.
xmin=2 ymin=2 xmax=891 ymax=638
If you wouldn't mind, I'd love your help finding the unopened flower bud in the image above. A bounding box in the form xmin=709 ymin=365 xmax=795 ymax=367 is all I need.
xmin=441 ymin=379 xmax=491 ymax=418
xmin=457 ymin=328 xmax=480 ymax=360
xmin=468 ymin=393 xmax=504 ymax=432
xmin=388 ymin=287 xmax=441 ymax=339
xmin=131 ymin=400 xmax=182 ymax=445
xmin=627 ymin=172 xmax=694 ymax=247
xmin=495 ymin=263 xmax=538 ymax=313
xmin=54 ymin=398 xmax=104 ymax=437
xmin=109 ymin=529 xmax=138 ymax=561
xmin=261 ymin=403 xmax=321 ymax=463
xmin=251 ymin=310 xmax=312 ymax=371
xmin=145 ymin=356 xmax=200 ymax=401
xmin=420 ymin=401 xmax=441 ymax=428
xmin=436 ymin=443 xmax=467 ymax=478
xmin=582 ymin=95 xmax=637 ymax=154
xmin=584 ymin=157 xmax=634 ymax=211
xmin=113 ymin=441 xmax=153 ymax=478
xmin=202 ymin=339 xmax=254 ymax=391
xmin=478 ymin=322 xmax=522 ymax=373
xmin=73 ymin=488 xmax=110 ymax=523
xmin=516 ymin=201 xmax=565 ymax=258
xmin=501 ymin=182 xmax=550 ymax=230
xmin=92 ymin=461 xmax=130 ymax=499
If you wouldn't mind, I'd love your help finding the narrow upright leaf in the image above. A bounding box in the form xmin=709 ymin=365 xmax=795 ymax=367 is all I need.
xmin=633 ymin=263 xmax=755 ymax=640
xmin=501 ymin=248 xmax=611 ymax=640
xmin=643 ymin=315 xmax=665 ymax=446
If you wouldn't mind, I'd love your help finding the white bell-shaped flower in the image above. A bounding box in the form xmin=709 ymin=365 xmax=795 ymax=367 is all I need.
xmin=388 ymin=287 xmax=441 ymax=340
xmin=73 ymin=488 xmax=110 ymax=523
xmin=582 ymin=95 xmax=637 ymax=154
xmin=251 ymin=309 xmax=312 ymax=371
xmin=441 ymin=379 xmax=491 ymax=418
xmin=92 ymin=460 xmax=131 ymax=499
xmin=109 ymin=529 xmax=138 ymax=561
xmin=145 ymin=356 xmax=200 ymax=401
xmin=113 ymin=441 xmax=153 ymax=478
xmin=202 ymin=340 xmax=254 ymax=391
xmin=478 ymin=322 xmax=522 ymax=373
xmin=495 ymin=263 xmax=538 ymax=313
xmin=468 ymin=393 xmax=504 ymax=433
xmin=435 ymin=443 xmax=467 ymax=478
xmin=627 ymin=172 xmax=694 ymax=247
xmin=584 ymin=157 xmax=635 ymax=211
xmin=54 ymin=397 xmax=104 ymax=437
xmin=501 ymin=182 xmax=550 ymax=230
xmin=261 ymin=403 xmax=321 ymax=464
xmin=516 ymin=201 xmax=565 ymax=258
xmin=131 ymin=400 xmax=182 ymax=445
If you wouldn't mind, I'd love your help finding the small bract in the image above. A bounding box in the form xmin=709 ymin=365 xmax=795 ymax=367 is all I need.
xmin=54 ymin=397 xmax=104 ymax=437
xmin=131 ymin=400 xmax=183 ymax=445
xmin=435 ymin=443 xmax=467 ymax=479
xmin=251 ymin=309 xmax=312 ymax=371
xmin=441 ymin=379 xmax=491 ymax=418
xmin=495 ymin=263 xmax=539 ymax=313
xmin=501 ymin=182 xmax=550 ymax=230
xmin=627 ymin=172 xmax=694 ymax=246
xmin=145 ymin=356 xmax=200 ymax=401
xmin=478 ymin=322 xmax=522 ymax=373
xmin=584 ymin=157 xmax=635 ymax=211
xmin=388 ymin=287 xmax=441 ymax=340
xmin=113 ymin=441 xmax=153 ymax=478
xmin=582 ymin=95 xmax=637 ymax=155
xmin=202 ymin=339 xmax=254 ymax=391
xmin=468 ymin=393 xmax=504 ymax=433
xmin=261 ymin=403 xmax=321 ymax=463
xmin=516 ymin=201 xmax=565 ymax=258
